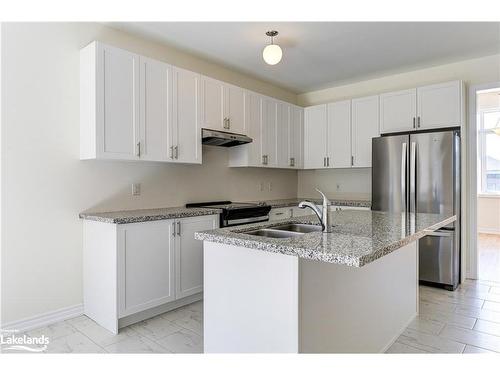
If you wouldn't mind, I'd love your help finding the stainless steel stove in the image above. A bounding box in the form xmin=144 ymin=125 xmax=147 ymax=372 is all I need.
xmin=186 ymin=201 xmax=271 ymax=227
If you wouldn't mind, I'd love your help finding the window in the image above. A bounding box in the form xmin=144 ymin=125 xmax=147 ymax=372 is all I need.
xmin=478 ymin=108 xmax=500 ymax=193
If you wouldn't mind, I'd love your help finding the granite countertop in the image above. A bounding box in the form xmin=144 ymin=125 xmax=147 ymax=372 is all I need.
xmin=79 ymin=197 xmax=371 ymax=224
xmin=260 ymin=198 xmax=371 ymax=209
xmin=195 ymin=210 xmax=456 ymax=267
xmin=79 ymin=206 xmax=222 ymax=224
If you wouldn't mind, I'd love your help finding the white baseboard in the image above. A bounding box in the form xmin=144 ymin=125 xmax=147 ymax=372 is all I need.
xmin=478 ymin=227 xmax=500 ymax=235
xmin=1 ymin=304 xmax=83 ymax=333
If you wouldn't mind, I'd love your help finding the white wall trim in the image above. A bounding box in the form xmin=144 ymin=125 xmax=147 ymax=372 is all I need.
xmin=467 ymin=81 xmax=500 ymax=280
xmin=478 ymin=228 xmax=500 ymax=235
xmin=1 ymin=304 xmax=83 ymax=333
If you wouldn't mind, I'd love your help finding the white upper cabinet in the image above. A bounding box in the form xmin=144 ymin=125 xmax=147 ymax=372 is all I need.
xmin=200 ymin=76 xmax=225 ymax=131
xmin=289 ymin=105 xmax=303 ymax=169
xmin=81 ymin=42 xmax=201 ymax=164
xmin=139 ymin=56 xmax=171 ymax=162
xmin=80 ymin=42 xmax=140 ymax=160
xmin=327 ymin=100 xmax=351 ymax=168
xmin=417 ymin=81 xmax=462 ymax=130
xmin=224 ymin=84 xmax=246 ymax=134
xmin=171 ymin=67 xmax=202 ymax=164
xmin=261 ymin=97 xmax=278 ymax=167
xmin=380 ymin=88 xmax=417 ymax=134
xmin=276 ymin=102 xmax=290 ymax=168
xmin=228 ymin=92 xmax=262 ymax=167
xmin=200 ymin=77 xmax=247 ymax=133
xmin=380 ymin=81 xmax=463 ymax=134
xmin=304 ymin=104 xmax=328 ymax=169
xmin=351 ymin=95 xmax=380 ymax=168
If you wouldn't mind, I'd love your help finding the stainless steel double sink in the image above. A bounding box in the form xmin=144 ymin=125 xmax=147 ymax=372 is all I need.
xmin=242 ymin=223 xmax=322 ymax=239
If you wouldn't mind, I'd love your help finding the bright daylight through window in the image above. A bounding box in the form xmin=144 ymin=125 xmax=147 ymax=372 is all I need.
xmin=478 ymin=104 xmax=500 ymax=193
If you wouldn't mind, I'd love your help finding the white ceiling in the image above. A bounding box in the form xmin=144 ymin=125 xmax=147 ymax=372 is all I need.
xmin=111 ymin=22 xmax=500 ymax=93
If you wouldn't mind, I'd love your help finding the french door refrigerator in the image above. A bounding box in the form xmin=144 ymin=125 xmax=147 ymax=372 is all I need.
xmin=372 ymin=130 xmax=460 ymax=290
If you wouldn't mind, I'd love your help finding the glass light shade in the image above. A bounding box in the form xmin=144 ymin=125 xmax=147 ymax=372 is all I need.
xmin=262 ymin=44 xmax=282 ymax=65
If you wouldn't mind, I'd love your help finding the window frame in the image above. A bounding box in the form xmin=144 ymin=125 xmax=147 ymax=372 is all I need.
xmin=478 ymin=107 xmax=500 ymax=194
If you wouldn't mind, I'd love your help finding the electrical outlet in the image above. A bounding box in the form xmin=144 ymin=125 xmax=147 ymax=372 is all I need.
xmin=132 ymin=183 xmax=141 ymax=196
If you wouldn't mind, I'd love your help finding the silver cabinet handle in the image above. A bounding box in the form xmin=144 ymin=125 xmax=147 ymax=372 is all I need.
xmin=290 ymin=157 xmax=295 ymax=167
xmin=401 ymin=142 xmax=407 ymax=211
xmin=262 ymin=155 xmax=268 ymax=165
xmin=175 ymin=145 xmax=179 ymax=159
xmin=351 ymin=155 xmax=354 ymax=166
xmin=323 ymin=157 xmax=326 ymax=167
xmin=136 ymin=142 xmax=141 ymax=157
xmin=417 ymin=116 xmax=421 ymax=128
xmin=177 ymin=221 xmax=181 ymax=236
xmin=413 ymin=117 xmax=416 ymax=129
xmin=327 ymin=156 xmax=330 ymax=167
xmin=227 ymin=118 xmax=231 ymax=129
xmin=172 ymin=221 xmax=176 ymax=237
xmin=170 ymin=146 xmax=174 ymax=159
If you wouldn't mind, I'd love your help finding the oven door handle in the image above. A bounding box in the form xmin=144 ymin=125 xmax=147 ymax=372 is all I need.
xmin=224 ymin=215 xmax=269 ymax=226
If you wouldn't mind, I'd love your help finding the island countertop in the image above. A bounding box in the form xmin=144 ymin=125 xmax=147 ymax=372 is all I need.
xmin=195 ymin=210 xmax=456 ymax=267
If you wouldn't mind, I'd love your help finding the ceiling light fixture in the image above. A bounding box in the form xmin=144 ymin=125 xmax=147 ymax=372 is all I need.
xmin=262 ymin=31 xmax=282 ymax=66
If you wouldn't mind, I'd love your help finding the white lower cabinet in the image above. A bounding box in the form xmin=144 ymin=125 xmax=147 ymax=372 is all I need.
xmin=175 ymin=216 xmax=217 ymax=299
xmin=118 ymin=221 xmax=175 ymax=317
xmin=83 ymin=214 xmax=218 ymax=333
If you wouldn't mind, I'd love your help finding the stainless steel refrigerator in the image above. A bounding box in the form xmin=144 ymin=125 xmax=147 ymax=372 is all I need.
xmin=372 ymin=130 xmax=460 ymax=290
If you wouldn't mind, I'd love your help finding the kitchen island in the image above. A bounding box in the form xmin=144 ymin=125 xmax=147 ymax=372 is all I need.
xmin=195 ymin=210 xmax=456 ymax=353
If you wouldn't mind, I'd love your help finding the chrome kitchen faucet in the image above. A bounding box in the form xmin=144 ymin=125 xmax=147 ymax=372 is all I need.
xmin=298 ymin=189 xmax=333 ymax=233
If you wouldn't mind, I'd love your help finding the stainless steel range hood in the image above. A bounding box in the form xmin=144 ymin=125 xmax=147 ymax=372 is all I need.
xmin=201 ymin=129 xmax=252 ymax=147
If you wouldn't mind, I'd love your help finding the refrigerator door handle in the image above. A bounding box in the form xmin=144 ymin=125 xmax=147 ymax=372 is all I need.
xmin=401 ymin=142 xmax=407 ymax=211
xmin=410 ymin=141 xmax=416 ymax=213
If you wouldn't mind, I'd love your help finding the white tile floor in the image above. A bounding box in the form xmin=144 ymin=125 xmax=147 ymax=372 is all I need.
xmin=3 ymin=279 xmax=500 ymax=354
xmin=387 ymin=279 xmax=500 ymax=354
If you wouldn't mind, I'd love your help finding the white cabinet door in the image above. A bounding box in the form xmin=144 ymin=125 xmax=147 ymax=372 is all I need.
xmin=417 ymin=81 xmax=462 ymax=130
xmin=351 ymin=95 xmax=380 ymax=168
xmin=228 ymin=92 xmax=261 ymax=167
xmin=98 ymin=43 xmax=140 ymax=159
xmin=380 ymin=88 xmax=417 ymax=134
xmin=139 ymin=57 xmax=170 ymax=161
xmin=175 ymin=215 xmax=218 ymax=299
xmin=245 ymin=92 xmax=262 ymax=166
xmin=269 ymin=207 xmax=292 ymax=221
xmin=327 ymin=100 xmax=351 ymax=168
xmin=117 ymin=221 xmax=175 ymax=317
xmin=276 ymin=102 xmax=290 ymax=168
xmin=200 ymin=76 xmax=225 ymax=131
xmin=261 ymin=97 xmax=277 ymax=167
xmin=172 ymin=67 xmax=202 ymax=164
xmin=289 ymin=106 xmax=303 ymax=169
xmin=304 ymin=104 xmax=328 ymax=169
xmin=225 ymin=84 xmax=246 ymax=134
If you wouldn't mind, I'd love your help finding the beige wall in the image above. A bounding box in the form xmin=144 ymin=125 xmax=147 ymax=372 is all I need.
xmin=297 ymin=54 xmax=500 ymax=200
xmin=478 ymin=196 xmax=500 ymax=234
xmin=0 ymin=22 xmax=298 ymax=324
